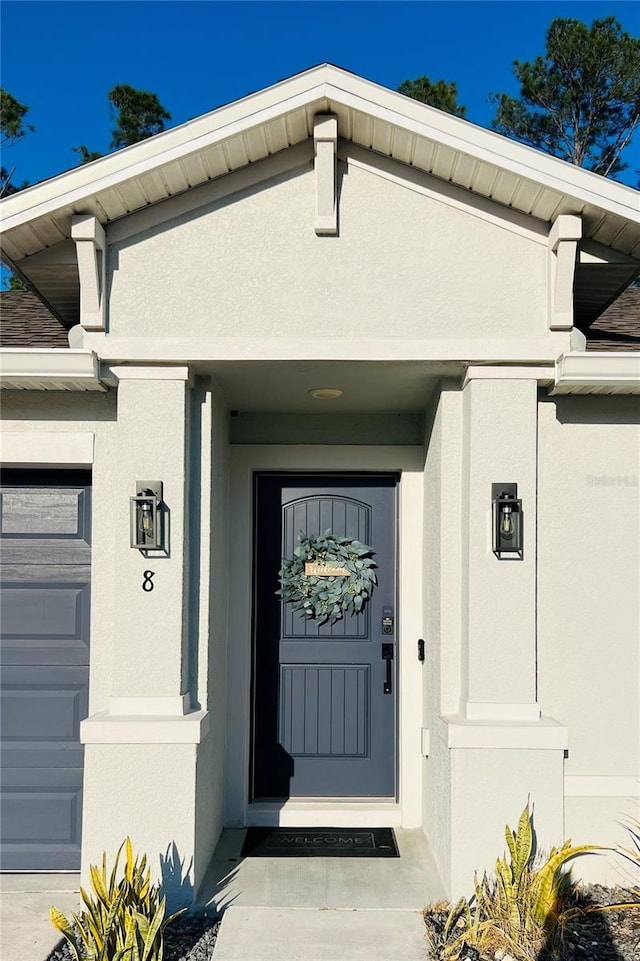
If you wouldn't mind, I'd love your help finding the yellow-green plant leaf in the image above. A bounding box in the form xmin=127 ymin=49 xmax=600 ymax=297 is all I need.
xmin=71 ymin=913 xmax=90 ymax=949
xmin=110 ymin=840 xmax=125 ymax=894
xmin=126 ymin=836 xmax=135 ymax=883
xmin=513 ymin=803 xmax=533 ymax=879
xmin=90 ymin=862 xmax=110 ymax=907
xmin=164 ymin=906 xmax=186 ymax=927
xmin=532 ymin=843 xmax=601 ymax=925
xmin=49 ymin=907 xmax=82 ymax=960
xmin=141 ymin=903 xmax=166 ymax=961
xmin=443 ymin=897 xmax=467 ymax=941
xmin=123 ymin=911 xmax=140 ymax=961
xmin=505 ymin=823 xmax=517 ymax=867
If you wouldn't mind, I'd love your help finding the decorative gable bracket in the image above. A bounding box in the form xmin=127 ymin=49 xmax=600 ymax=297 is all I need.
xmin=548 ymin=214 xmax=582 ymax=332
xmin=72 ymin=214 xmax=106 ymax=332
xmin=314 ymin=115 xmax=338 ymax=235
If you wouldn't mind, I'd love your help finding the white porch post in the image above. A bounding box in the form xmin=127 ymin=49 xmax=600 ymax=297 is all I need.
xmin=436 ymin=372 xmax=567 ymax=897
xmin=110 ymin=366 xmax=193 ymax=710
xmin=80 ymin=366 xmax=208 ymax=900
xmin=460 ymin=374 xmax=538 ymax=720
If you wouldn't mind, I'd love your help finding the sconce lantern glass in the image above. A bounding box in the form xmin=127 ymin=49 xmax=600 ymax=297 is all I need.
xmin=130 ymin=481 xmax=163 ymax=549
xmin=492 ymin=483 xmax=523 ymax=558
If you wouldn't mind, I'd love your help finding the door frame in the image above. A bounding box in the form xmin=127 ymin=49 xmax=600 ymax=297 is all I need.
xmin=224 ymin=446 xmax=424 ymax=829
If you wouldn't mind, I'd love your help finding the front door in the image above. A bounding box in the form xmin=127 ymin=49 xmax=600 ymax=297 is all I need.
xmin=252 ymin=474 xmax=397 ymax=800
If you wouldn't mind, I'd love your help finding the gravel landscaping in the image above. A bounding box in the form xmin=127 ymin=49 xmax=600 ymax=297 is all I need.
xmin=424 ymin=884 xmax=639 ymax=961
xmin=44 ymin=885 xmax=638 ymax=960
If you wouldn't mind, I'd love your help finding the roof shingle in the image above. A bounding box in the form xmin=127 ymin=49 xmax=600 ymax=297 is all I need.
xmin=0 ymin=290 xmax=69 ymax=348
xmin=586 ymin=287 xmax=640 ymax=352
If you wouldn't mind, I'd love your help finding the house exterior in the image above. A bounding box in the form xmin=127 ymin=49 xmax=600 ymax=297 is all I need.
xmin=1 ymin=65 xmax=638 ymax=899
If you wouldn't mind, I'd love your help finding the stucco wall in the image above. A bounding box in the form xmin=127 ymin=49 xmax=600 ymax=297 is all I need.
xmin=107 ymin=152 xmax=547 ymax=342
xmin=82 ymin=744 xmax=197 ymax=910
xmin=537 ymin=394 xmax=640 ymax=881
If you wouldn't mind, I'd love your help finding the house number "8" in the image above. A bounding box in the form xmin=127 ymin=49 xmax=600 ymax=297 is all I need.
xmin=142 ymin=570 xmax=155 ymax=592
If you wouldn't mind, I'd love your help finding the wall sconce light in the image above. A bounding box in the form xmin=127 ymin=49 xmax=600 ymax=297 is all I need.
xmin=492 ymin=483 xmax=523 ymax=559
xmin=130 ymin=481 xmax=163 ymax=550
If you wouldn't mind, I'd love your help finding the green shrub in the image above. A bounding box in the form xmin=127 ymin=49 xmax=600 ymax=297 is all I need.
xmin=424 ymin=801 xmax=601 ymax=960
xmin=50 ymin=837 xmax=185 ymax=961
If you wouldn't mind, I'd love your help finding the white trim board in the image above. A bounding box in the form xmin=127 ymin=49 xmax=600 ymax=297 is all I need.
xmin=80 ymin=710 xmax=209 ymax=744
xmin=564 ymin=776 xmax=640 ymax=798
xmin=0 ymin=430 xmax=95 ymax=467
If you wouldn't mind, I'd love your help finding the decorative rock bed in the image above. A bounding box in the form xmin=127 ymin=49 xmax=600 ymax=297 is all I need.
xmin=423 ymin=885 xmax=639 ymax=961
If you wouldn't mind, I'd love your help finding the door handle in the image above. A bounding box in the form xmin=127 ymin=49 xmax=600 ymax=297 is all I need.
xmin=382 ymin=643 xmax=394 ymax=694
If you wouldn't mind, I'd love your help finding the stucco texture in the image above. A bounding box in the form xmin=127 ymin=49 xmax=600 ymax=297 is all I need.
xmin=537 ymin=395 xmax=640 ymax=873
xmin=107 ymin=157 xmax=547 ymax=342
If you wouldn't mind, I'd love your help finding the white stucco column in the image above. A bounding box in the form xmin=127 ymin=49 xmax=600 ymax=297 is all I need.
xmin=108 ymin=366 xmax=192 ymax=709
xmin=460 ymin=373 xmax=538 ymax=720
xmin=431 ymin=371 xmax=567 ymax=898
xmin=79 ymin=366 xmax=210 ymax=897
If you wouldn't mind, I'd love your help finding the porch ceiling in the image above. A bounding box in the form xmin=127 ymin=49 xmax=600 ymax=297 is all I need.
xmin=201 ymin=360 xmax=462 ymax=413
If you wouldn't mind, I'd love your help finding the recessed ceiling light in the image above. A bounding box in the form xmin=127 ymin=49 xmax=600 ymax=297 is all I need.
xmin=309 ymin=387 xmax=343 ymax=400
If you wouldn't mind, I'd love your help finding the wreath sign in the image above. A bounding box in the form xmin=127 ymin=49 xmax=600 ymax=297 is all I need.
xmin=277 ymin=529 xmax=377 ymax=625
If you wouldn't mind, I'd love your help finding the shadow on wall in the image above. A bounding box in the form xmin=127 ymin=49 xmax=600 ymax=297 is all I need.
xmin=0 ymin=389 xmax=118 ymax=422
xmin=160 ymin=841 xmax=194 ymax=912
xmin=545 ymin=393 xmax=640 ymax=426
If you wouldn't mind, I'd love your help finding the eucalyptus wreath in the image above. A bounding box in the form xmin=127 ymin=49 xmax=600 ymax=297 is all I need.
xmin=277 ymin=529 xmax=377 ymax=624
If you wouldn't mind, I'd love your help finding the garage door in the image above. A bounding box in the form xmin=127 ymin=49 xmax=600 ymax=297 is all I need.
xmin=0 ymin=470 xmax=91 ymax=871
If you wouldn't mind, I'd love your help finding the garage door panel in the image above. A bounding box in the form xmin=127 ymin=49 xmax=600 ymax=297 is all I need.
xmin=1 ymin=582 xmax=90 ymax=643
xmin=1 ymin=776 xmax=82 ymax=841
xmin=0 ymin=476 xmax=90 ymax=872
xmin=1 ymin=742 xmax=85 ymax=768
xmin=0 ymin=487 xmax=91 ymax=541
xmin=1 ymin=546 xmax=91 ymax=566
xmin=0 ymin=843 xmax=82 ymax=871
xmin=2 ymin=670 xmax=88 ymax=744
xmin=1 ymin=766 xmax=83 ymax=869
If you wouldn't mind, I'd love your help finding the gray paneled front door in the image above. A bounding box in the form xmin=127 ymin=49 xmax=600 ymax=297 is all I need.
xmin=0 ymin=471 xmax=91 ymax=871
xmin=252 ymin=474 xmax=397 ymax=800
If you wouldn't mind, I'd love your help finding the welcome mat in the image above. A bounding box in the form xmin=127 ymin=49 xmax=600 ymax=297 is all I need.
xmin=240 ymin=827 xmax=399 ymax=858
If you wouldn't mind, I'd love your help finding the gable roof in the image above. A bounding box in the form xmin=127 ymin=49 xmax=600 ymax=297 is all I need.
xmin=1 ymin=64 xmax=638 ymax=326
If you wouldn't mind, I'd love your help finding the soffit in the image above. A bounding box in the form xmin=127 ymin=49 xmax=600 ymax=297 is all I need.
xmin=199 ymin=359 xmax=462 ymax=413
xmin=1 ymin=64 xmax=639 ymax=270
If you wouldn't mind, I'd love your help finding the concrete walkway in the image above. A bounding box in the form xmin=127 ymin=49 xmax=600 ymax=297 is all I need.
xmin=198 ymin=828 xmax=443 ymax=960
xmin=0 ymin=873 xmax=80 ymax=961
xmin=212 ymin=906 xmax=429 ymax=961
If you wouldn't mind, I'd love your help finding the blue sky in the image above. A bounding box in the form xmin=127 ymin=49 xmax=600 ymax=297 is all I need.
xmin=1 ymin=1 xmax=640 ymax=189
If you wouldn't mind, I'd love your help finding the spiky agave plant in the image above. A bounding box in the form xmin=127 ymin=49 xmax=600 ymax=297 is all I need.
xmin=50 ymin=837 xmax=184 ymax=961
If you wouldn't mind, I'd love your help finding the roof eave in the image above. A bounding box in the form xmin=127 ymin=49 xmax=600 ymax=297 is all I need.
xmin=1 ymin=65 xmax=638 ymax=240
xmin=0 ymin=348 xmax=107 ymax=391
xmin=550 ymin=350 xmax=640 ymax=394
